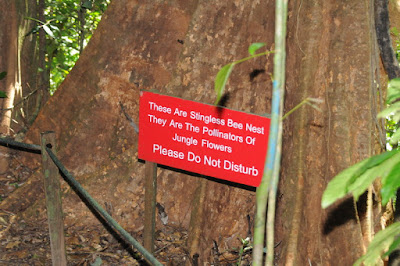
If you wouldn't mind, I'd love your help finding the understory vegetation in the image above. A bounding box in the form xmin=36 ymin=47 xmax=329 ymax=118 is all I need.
xmin=34 ymin=0 xmax=110 ymax=93
xmin=322 ymin=33 xmax=400 ymax=265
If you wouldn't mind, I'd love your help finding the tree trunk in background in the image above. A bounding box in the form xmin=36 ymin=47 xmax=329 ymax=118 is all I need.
xmin=276 ymin=0 xmax=378 ymax=264
xmin=0 ymin=0 xmax=38 ymax=173
xmin=0 ymin=1 xmax=18 ymax=173
xmin=0 ymin=0 xmax=379 ymax=264
xmin=33 ymin=0 xmax=50 ymax=126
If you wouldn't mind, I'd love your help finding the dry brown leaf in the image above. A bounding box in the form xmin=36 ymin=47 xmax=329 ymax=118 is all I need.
xmin=91 ymin=233 xmax=100 ymax=245
xmin=67 ymin=236 xmax=80 ymax=246
xmin=0 ymin=216 xmax=8 ymax=226
xmin=78 ymin=234 xmax=86 ymax=243
xmin=6 ymin=240 xmax=20 ymax=249
xmin=31 ymin=238 xmax=44 ymax=244
xmin=3 ymin=249 xmax=28 ymax=259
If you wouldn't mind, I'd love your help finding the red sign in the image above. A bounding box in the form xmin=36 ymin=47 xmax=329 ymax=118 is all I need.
xmin=138 ymin=91 xmax=270 ymax=187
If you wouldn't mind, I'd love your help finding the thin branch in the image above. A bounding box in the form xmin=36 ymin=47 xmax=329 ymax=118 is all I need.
xmin=0 ymin=89 xmax=38 ymax=111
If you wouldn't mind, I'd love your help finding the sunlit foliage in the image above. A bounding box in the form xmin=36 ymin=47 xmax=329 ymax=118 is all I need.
xmin=387 ymin=27 xmax=400 ymax=150
xmin=44 ymin=0 xmax=110 ymax=93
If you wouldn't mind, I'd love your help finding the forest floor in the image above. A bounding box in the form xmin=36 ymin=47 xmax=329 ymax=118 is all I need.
xmin=0 ymin=210 xmax=190 ymax=265
xmin=0 ymin=153 xmax=251 ymax=265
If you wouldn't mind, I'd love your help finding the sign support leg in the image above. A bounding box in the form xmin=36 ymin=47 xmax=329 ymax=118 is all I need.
xmin=40 ymin=131 xmax=67 ymax=266
xmin=144 ymin=161 xmax=157 ymax=253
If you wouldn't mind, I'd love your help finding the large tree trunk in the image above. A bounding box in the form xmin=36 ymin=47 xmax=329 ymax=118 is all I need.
xmin=1 ymin=0 xmax=379 ymax=264
xmin=0 ymin=0 xmax=38 ymax=173
xmin=276 ymin=0 xmax=379 ymax=264
xmin=0 ymin=1 xmax=18 ymax=174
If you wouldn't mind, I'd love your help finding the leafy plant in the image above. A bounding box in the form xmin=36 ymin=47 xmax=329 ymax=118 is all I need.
xmin=321 ymin=150 xmax=400 ymax=208
xmin=379 ymin=78 xmax=400 ymax=145
xmin=237 ymin=237 xmax=252 ymax=266
xmin=46 ymin=0 xmax=110 ymax=93
xmin=214 ymin=43 xmax=273 ymax=105
xmin=354 ymin=222 xmax=400 ymax=265
xmin=9 ymin=182 xmax=20 ymax=189
xmin=26 ymin=0 xmax=110 ymax=93
xmin=213 ymin=44 xmax=323 ymax=117
xmin=322 ymin=77 xmax=400 ymax=264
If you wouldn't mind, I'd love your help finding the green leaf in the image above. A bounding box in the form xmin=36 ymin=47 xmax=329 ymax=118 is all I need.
xmin=0 ymin=91 xmax=7 ymax=98
xmin=322 ymin=162 xmax=367 ymax=209
xmin=354 ymin=222 xmax=400 ymax=266
xmin=42 ymin=25 xmax=55 ymax=39
xmin=321 ymin=150 xmax=399 ymax=209
xmin=391 ymin=27 xmax=399 ymax=37
xmin=0 ymin=71 xmax=6 ymax=80
xmin=390 ymin=129 xmax=400 ymax=145
xmin=49 ymin=24 xmax=59 ymax=31
xmin=348 ymin=151 xmax=398 ymax=183
xmin=378 ymin=102 xmax=400 ymax=118
xmin=387 ymin=78 xmax=400 ymax=104
xmin=348 ymin=152 xmax=400 ymax=201
xmin=347 ymin=167 xmax=382 ymax=202
xmin=381 ymin=161 xmax=400 ymax=205
xmin=82 ymin=0 xmax=93 ymax=9
xmin=387 ymin=92 xmax=400 ymax=105
xmin=248 ymin=43 xmax=266 ymax=56
xmin=389 ymin=77 xmax=400 ymax=90
xmin=393 ymin=112 xmax=400 ymax=124
xmin=214 ymin=63 xmax=234 ymax=105
xmin=383 ymin=236 xmax=400 ymax=258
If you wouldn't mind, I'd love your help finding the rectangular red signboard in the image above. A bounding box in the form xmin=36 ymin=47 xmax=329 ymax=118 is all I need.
xmin=138 ymin=91 xmax=270 ymax=187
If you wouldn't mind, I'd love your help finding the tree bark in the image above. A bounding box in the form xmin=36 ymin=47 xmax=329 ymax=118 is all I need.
xmin=33 ymin=0 xmax=49 ymax=125
xmin=0 ymin=0 xmax=378 ymax=264
xmin=276 ymin=0 xmax=377 ymax=264
xmin=0 ymin=1 xmax=18 ymax=173
xmin=0 ymin=0 xmax=39 ymax=172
